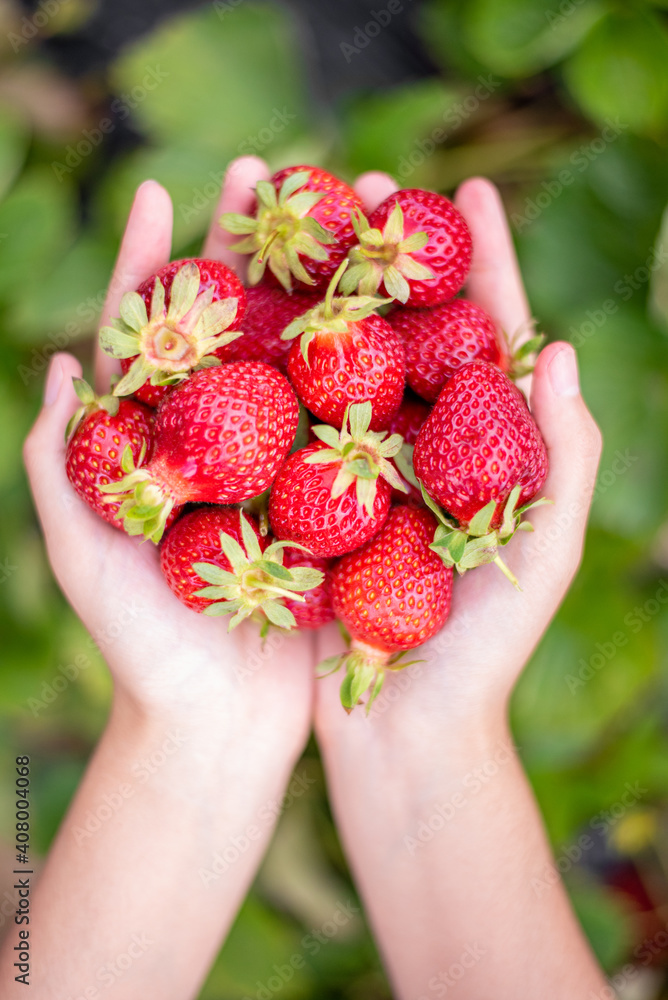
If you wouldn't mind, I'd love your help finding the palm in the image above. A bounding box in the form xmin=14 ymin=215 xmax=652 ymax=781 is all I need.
xmin=26 ymin=158 xmax=316 ymax=736
xmin=314 ymin=173 xmax=601 ymax=738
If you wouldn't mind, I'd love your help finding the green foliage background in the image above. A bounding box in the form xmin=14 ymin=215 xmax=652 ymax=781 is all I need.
xmin=1 ymin=0 xmax=668 ymax=994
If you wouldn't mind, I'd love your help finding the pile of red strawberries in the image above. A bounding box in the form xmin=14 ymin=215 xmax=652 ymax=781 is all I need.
xmin=65 ymin=166 xmax=549 ymax=712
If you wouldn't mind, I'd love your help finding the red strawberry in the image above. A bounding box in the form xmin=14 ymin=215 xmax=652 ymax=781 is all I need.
xmin=413 ymin=361 xmax=549 ymax=586
xmin=282 ymin=548 xmax=334 ymax=629
xmin=220 ymin=166 xmax=363 ymax=293
xmin=387 ymin=394 xmax=431 ymax=444
xmin=101 ymin=258 xmax=246 ymax=405
xmin=161 ymin=507 xmax=323 ymax=628
xmin=215 ymin=285 xmax=320 ymax=374
xmin=268 ymin=402 xmax=407 ymax=558
xmin=325 ymin=505 xmax=453 ymax=712
xmin=389 ymin=298 xmax=504 ymax=403
xmin=386 ymin=395 xmax=431 ymax=504
xmin=100 ymin=363 xmax=299 ymax=542
xmin=339 ymin=189 xmax=472 ymax=306
xmin=160 ymin=507 xmax=266 ymax=612
xmin=65 ymin=378 xmax=155 ymax=529
xmin=282 ymin=283 xmax=405 ymax=430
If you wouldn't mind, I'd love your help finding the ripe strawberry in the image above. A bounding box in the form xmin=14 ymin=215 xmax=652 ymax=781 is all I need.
xmin=268 ymin=402 xmax=407 ymax=558
xmin=220 ymin=166 xmax=363 ymax=292
xmin=413 ymin=361 xmax=549 ymax=586
xmin=100 ymin=258 xmax=246 ymax=405
xmin=100 ymin=363 xmax=299 ymax=542
xmin=215 ymin=285 xmax=320 ymax=374
xmin=65 ymin=378 xmax=155 ymax=529
xmin=339 ymin=189 xmax=472 ymax=306
xmin=282 ymin=278 xmax=405 ymax=430
xmin=389 ymin=298 xmax=504 ymax=403
xmin=324 ymin=505 xmax=453 ymax=712
xmin=160 ymin=507 xmax=266 ymax=612
xmin=282 ymin=548 xmax=334 ymax=629
xmin=386 ymin=395 xmax=431 ymax=503
xmin=161 ymin=507 xmax=324 ymax=628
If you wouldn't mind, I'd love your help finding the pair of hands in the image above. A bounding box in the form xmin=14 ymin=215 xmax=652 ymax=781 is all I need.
xmin=23 ymin=155 xmax=602 ymax=768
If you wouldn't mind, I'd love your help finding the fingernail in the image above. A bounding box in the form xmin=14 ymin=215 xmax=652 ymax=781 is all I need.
xmin=548 ymin=346 xmax=579 ymax=397
xmin=44 ymin=356 xmax=64 ymax=406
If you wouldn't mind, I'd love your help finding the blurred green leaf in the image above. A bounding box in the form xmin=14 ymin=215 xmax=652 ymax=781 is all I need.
xmin=0 ymin=168 xmax=74 ymax=307
xmin=341 ymin=80 xmax=460 ymax=180
xmin=568 ymin=877 xmax=633 ymax=971
xmin=7 ymin=234 xmax=115 ymax=343
xmin=463 ymin=0 xmax=608 ymax=77
xmin=0 ymin=110 xmax=28 ymax=201
xmin=563 ymin=10 xmax=668 ymax=136
xmin=110 ymin=3 xmax=307 ymax=156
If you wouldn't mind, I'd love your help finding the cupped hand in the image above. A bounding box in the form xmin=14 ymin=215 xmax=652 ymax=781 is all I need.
xmin=315 ymin=172 xmax=603 ymax=743
xmin=23 ymin=158 xmax=314 ymax=753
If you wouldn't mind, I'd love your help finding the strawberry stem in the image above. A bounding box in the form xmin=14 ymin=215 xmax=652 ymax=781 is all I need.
xmin=257 ymin=230 xmax=279 ymax=263
xmin=323 ymin=259 xmax=349 ymax=320
xmin=493 ymin=555 xmax=521 ymax=591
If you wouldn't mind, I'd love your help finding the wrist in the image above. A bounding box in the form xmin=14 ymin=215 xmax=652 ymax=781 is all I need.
xmin=109 ymin=684 xmax=309 ymax=775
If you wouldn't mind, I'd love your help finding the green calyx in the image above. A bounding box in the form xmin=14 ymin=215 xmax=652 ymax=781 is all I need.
xmin=505 ymin=319 xmax=545 ymax=380
xmin=280 ymin=260 xmax=392 ymax=364
xmin=420 ymin=483 xmax=552 ymax=590
xmin=65 ymin=377 xmax=120 ymax=441
xmin=98 ymin=444 xmax=173 ymax=544
xmin=99 ymin=261 xmax=242 ymax=397
xmin=338 ymin=202 xmax=434 ymax=304
xmin=219 ymin=169 xmax=337 ymax=293
xmin=318 ymin=641 xmax=417 ymax=714
xmin=193 ymin=511 xmax=324 ymax=631
xmin=306 ymin=401 xmax=407 ymax=516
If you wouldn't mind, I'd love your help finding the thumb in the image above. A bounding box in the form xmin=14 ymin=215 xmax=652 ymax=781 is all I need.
xmin=23 ymin=352 xmax=104 ymax=544
xmin=519 ymin=341 xmax=602 ymax=592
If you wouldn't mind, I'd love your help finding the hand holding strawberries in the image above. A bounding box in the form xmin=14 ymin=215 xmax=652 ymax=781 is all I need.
xmin=19 ymin=159 xmax=606 ymax=1000
xmin=22 ymin=164 xmax=316 ymax=754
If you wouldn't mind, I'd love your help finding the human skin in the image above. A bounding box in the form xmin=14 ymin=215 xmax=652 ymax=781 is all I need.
xmin=314 ymin=175 xmax=608 ymax=998
xmin=0 ymin=159 xmax=607 ymax=999
xmin=1 ymin=159 xmax=317 ymax=1000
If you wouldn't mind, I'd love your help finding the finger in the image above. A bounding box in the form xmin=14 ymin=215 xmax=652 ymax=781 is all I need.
xmin=353 ymin=171 xmax=398 ymax=214
xmin=95 ymin=180 xmax=173 ymax=394
xmin=201 ymin=156 xmax=269 ymax=277
xmin=518 ymin=342 xmax=602 ymax=590
xmin=454 ymin=177 xmax=534 ymax=394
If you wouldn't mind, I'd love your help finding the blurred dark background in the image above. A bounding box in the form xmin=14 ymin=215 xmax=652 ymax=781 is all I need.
xmin=2 ymin=0 xmax=668 ymax=996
